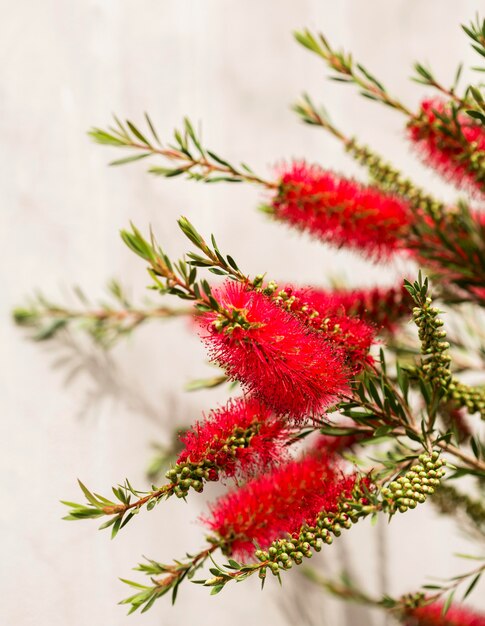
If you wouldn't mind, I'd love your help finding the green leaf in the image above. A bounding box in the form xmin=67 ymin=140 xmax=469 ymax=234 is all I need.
xmin=149 ymin=166 xmax=186 ymax=178
xmin=111 ymin=515 xmax=122 ymax=539
xmin=463 ymin=573 xmax=481 ymax=600
xmin=442 ymin=590 xmax=455 ymax=616
xmin=206 ymin=150 xmax=232 ymax=169
xmin=34 ymin=319 xmax=67 ymax=340
xmin=144 ymin=112 xmax=160 ymax=144
xmin=374 ymin=425 xmax=393 ymax=438
xmin=98 ymin=516 xmax=118 ymax=531
xmin=127 ymin=120 xmax=151 ymax=146
xmin=110 ymin=153 xmax=151 ymax=166
xmin=78 ymin=480 xmax=101 ymax=507
xmin=184 ymin=117 xmax=204 ymax=154
xmin=226 ymin=255 xmax=240 ymax=271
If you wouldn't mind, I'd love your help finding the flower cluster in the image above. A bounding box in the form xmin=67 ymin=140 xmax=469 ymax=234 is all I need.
xmin=402 ymin=600 xmax=485 ymax=626
xmin=198 ymin=282 xmax=350 ymax=420
xmin=165 ymin=397 xmax=289 ymax=497
xmin=408 ymin=99 xmax=485 ymax=195
xmin=268 ymin=161 xmax=412 ymax=259
xmin=204 ymin=453 xmax=358 ymax=559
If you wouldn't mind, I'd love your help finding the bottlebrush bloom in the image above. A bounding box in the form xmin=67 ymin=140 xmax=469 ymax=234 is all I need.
xmin=198 ymin=282 xmax=350 ymax=420
xmin=402 ymin=600 xmax=485 ymax=626
xmin=276 ymin=285 xmax=379 ymax=367
xmin=312 ymin=432 xmax=361 ymax=458
xmin=204 ymin=454 xmax=358 ymax=558
xmin=175 ymin=397 xmax=290 ymax=481
xmin=292 ymin=284 xmax=411 ymax=332
xmin=267 ymin=161 xmax=412 ymax=259
xmin=408 ymin=98 xmax=485 ymax=195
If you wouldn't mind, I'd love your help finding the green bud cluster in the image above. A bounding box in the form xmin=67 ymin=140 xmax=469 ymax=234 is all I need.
xmin=253 ymin=500 xmax=362 ymax=579
xmin=211 ymin=307 xmax=253 ymax=333
xmin=381 ymin=452 xmax=445 ymax=514
xmin=252 ymin=274 xmax=265 ymax=289
xmin=345 ymin=139 xmax=444 ymax=220
xmin=165 ymin=423 xmax=261 ymax=498
xmin=448 ymin=380 xmax=485 ymax=418
xmin=399 ymin=591 xmax=426 ymax=610
xmin=412 ymin=300 xmax=452 ymax=387
xmin=258 ymin=284 xmax=346 ymax=342
xmin=262 ymin=280 xmax=278 ymax=296
xmin=272 ymin=288 xmax=341 ymax=336
xmin=412 ymin=296 xmax=485 ymax=417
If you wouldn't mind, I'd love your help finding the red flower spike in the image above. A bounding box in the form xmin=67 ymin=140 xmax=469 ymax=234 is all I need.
xmin=276 ymin=285 xmax=378 ymax=368
xmin=198 ymin=282 xmax=350 ymax=421
xmin=408 ymin=98 xmax=485 ymax=195
xmin=177 ymin=397 xmax=290 ymax=479
xmin=269 ymin=161 xmax=412 ymax=259
xmin=204 ymin=454 xmax=357 ymax=559
xmin=292 ymin=284 xmax=411 ymax=333
xmin=313 ymin=432 xmax=361 ymax=458
xmin=403 ymin=600 xmax=485 ymax=626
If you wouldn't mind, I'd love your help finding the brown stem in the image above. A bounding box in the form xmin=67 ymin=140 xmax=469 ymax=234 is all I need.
xmin=154 ymin=544 xmax=218 ymax=588
xmin=425 ymin=561 xmax=485 ymax=603
xmin=40 ymin=305 xmax=192 ymax=323
xmin=436 ymin=440 xmax=485 ymax=473
xmin=128 ymin=141 xmax=277 ymax=188
xmin=102 ymin=483 xmax=175 ymax=515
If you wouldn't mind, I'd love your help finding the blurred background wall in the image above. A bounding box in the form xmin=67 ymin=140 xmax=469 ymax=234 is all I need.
xmin=2 ymin=1 xmax=484 ymax=624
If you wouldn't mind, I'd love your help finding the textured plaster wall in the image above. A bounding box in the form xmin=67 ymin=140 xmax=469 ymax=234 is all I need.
xmin=2 ymin=2 xmax=484 ymax=625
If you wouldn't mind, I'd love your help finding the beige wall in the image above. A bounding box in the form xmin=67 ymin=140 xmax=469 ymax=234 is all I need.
xmin=2 ymin=2 xmax=484 ymax=625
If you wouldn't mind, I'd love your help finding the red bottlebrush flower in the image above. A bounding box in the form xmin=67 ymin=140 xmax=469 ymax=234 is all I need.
xmin=408 ymin=98 xmax=485 ymax=195
xmin=313 ymin=432 xmax=361 ymax=458
xmin=268 ymin=161 xmax=412 ymax=259
xmin=293 ymin=284 xmax=411 ymax=333
xmin=198 ymin=282 xmax=350 ymax=421
xmin=403 ymin=600 xmax=485 ymax=626
xmin=204 ymin=454 xmax=357 ymax=559
xmin=276 ymin=285 xmax=378 ymax=367
xmin=176 ymin=397 xmax=289 ymax=480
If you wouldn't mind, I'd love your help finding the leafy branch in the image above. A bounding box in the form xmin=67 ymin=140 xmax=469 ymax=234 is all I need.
xmin=463 ymin=14 xmax=485 ymax=70
xmin=420 ymin=555 xmax=485 ymax=610
xmin=412 ymin=59 xmax=485 ymax=128
xmin=120 ymin=219 xmax=253 ymax=314
xmin=90 ymin=116 xmax=276 ymax=187
xmin=120 ymin=546 xmax=218 ymax=612
xmin=13 ymin=280 xmax=191 ymax=348
xmin=62 ymin=479 xmax=174 ymax=538
xmin=294 ymin=30 xmax=412 ymax=114
xmin=412 ymin=62 xmax=468 ymax=107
